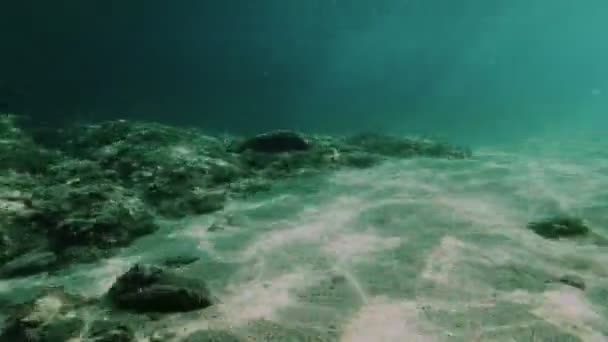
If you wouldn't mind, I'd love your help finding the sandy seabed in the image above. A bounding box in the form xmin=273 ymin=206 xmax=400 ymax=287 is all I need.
xmin=2 ymin=138 xmax=608 ymax=341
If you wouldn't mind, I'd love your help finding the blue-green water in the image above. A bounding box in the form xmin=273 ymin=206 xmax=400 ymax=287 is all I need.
xmin=2 ymin=1 xmax=608 ymax=340
xmin=1 ymin=1 xmax=608 ymax=144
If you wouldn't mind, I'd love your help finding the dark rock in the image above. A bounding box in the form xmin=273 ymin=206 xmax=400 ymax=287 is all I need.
xmin=559 ymin=275 xmax=586 ymax=290
xmin=107 ymin=264 xmax=214 ymax=313
xmin=527 ymin=216 xmax=590 ymax=239
xmin=183 ymin=330 xmax=242 ymax=342
xmin=85 ymin=320 xmax=135 ymax=342
xmin=235 ymin=131 xmax=310 ymax=153
xmin=0 ymin=250 xmax=57 ymax=279
xmin=160 ymin=255 xmax=200 ymax=268
xmin=207 ymin=223 xmax=225 ymax=232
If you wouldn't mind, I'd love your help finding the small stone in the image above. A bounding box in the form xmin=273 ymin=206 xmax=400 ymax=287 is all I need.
xmin=160 ymin=255 xmax=200 ymax=268
xmin=207 ymin=222 xmax=225 ymax=232
xmin=559 ymin=275 xmax=586 ymax=290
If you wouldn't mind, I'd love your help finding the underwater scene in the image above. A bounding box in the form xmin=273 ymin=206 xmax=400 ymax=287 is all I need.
xmin=1 ymin=1 xmax=608 ymax=341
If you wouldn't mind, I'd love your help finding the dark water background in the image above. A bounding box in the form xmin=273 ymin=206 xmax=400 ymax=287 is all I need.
xmin=1 ymin=0 xmax=607 ymax=144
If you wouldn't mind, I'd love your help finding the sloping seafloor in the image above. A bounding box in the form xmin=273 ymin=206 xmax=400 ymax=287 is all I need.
xmin=1 ymin=138 xmax=608 ymax=341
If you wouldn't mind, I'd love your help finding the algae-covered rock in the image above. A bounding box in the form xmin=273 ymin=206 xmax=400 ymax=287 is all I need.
xmin=143 ymin=168 xmax=227 ymax=217
xmin=28 ymin=181 xmax=157 ymax=251
xmin=56 ymin=120 xmax=240 ymax=217
xmin=234 ymin=130 xmax=310 ymax=153
xmin=0 ymin=250 xmax=57 ymax=279
xmin=107 ymin=264 xmax=214 ymax=313
xmin=527 ymin=216 xmax=589 ymax=239
xmin=0 ymin=171 xmax=47 ymax=266
xmin=234 ymin=131 xmax=470 ymax=178
xmin=63 ymin=120 xmax=233 ymax=177
xmin=7 ymin=161 xmax=159 ymax=265
xmin=1 ymin=118 xmax=472 ymax=274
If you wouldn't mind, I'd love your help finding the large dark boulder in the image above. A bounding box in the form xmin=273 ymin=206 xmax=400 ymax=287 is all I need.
xmin=235 ymin=130 xmax=310 ymax=153
xmin=107 ymin=264 xmax=214 ymax=313
xmin=527 ymin=216 xmax=590 ymax=239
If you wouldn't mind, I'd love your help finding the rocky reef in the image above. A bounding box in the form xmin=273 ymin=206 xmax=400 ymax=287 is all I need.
xmin=0 ymin=114 xmax=472 ymax=339
xmin=1 ymin=115 xmax=471 ymax=273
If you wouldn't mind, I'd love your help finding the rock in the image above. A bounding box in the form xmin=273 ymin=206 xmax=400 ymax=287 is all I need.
xmin=0 ymin=250 xmax=57 ymax=279
xmin=235 ymin=130 xmax=310 ymax=153
xmin=26 ymin=180 xmax=157 ymax=253
xmin=144 ymin=164 xmax=227 ymax=217
xmin=559 ymin=275 xmax=586 ymax=290
xmin=207 ymin=222 xmax=225 ymax=232
xmin=107 ymin=264 xmax=214 ymax=313
xmin=85 ymin=320 xmax=135 ymax=342
xmin=527 ymin=216 xmax=590 ymax=239
xmin=159 ymin=255 xmax=200 ymax=268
